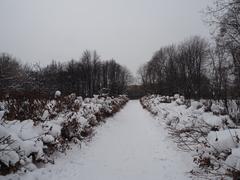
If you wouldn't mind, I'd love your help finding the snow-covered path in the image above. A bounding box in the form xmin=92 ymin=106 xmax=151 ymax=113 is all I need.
xmin=4 ymin=100 xmax=193 ymax=180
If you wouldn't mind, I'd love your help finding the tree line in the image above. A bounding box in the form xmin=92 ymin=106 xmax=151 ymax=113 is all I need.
xmin=0 ymin=50 xmax=132 ymax=99
xmin=138 ymin=0 xmax=240 ymax=100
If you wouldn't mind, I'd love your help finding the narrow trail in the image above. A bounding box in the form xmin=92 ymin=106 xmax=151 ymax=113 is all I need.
xmin=6 ymin=100 xmax=193 ymax=180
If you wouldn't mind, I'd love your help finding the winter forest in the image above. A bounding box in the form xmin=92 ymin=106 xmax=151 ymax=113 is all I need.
xmin=0 ymin=51 xmax=132 ymax=99
xmin=0 ymin=0 xmax=240 ymax=180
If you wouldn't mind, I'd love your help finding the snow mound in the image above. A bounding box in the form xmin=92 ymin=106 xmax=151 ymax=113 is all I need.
xmin=55 ymin=90 xmax=61 ymax=98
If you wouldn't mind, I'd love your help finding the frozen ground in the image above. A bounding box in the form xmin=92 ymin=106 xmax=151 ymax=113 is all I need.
xmin=1 ymin=100 xmax=193 ymax=180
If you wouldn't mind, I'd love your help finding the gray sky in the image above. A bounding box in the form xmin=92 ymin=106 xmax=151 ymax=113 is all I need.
xmin=0 ymin=0 xmax=213 ymax=74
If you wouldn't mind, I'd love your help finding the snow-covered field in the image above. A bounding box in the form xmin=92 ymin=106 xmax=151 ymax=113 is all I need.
xmin=1 ymin=100 xmax=193 ymax=180
xmin=141 ymin=95 xmax=240 ymax=179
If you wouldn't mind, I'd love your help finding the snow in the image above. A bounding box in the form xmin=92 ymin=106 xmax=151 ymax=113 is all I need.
xmin=225 ymin=147 xmax=240 ymax=171
xmin=15 ymin=120 xmax=41 ymax=140
xmin=0 ymin=145 xmax=19 ymax=166
xmin=141 ymin=95 xmax=240 ymax=178
xmin=42 ymin=122 xmax=61 ymax=137
xmin=41 ymin=110 xmax=49 ymax=121
xmin=174 ymin=94 xmax=180 ymax=99
xmin=22 ymin=139 xmax=44 ymax=157
xmin=54 ymin=91 xmax=61 ymax=98
xmin=207 ymin=129 xmax=240 ymax=152
xmin=1 ymin=100 xmax=193 ymax=180
xmin=42 ymin=135 xmax=55 ymax=144
xmin=0 ymin=111 xmax=5 ymax=120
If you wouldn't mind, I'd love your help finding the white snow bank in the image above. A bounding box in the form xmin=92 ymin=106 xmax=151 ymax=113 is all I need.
xmin=208 ymin=129 xmax=240 ymax=152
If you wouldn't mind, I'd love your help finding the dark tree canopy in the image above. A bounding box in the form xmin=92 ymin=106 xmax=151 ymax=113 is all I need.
xmin=138 ymin=36 xmax=211 ymax=99
xmin=0 ymin=51 xmax=132 ymax=99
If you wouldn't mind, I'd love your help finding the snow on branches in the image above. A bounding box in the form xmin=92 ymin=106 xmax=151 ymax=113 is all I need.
xmin=0 ymin=94 xmax=128 ymax=175
xmin=141 ymin=94 xmax=240 ymax=179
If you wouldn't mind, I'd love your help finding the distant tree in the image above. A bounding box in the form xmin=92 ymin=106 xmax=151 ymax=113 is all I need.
xmin=138 ymin=36 xmax=209 ymax=99
xmin=178 ymin=36 xmax=209 ymax=98
xmin=0 ymin=50 xmax=132 ymax=99
xmin=0 ymin=53 xmax=23 ymax=97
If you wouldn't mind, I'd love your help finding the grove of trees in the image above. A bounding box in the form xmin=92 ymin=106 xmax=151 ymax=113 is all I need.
xmin=138 ymin=36 xmax=211 ymax=99
xmin=138 ymin=0 xmax=240 ymax=101
xmin=0 ymin=50 xmax=132 ymax=99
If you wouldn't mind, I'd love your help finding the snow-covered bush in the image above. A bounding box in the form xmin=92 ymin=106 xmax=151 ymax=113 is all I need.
xmin=1 ymin=99 xmax=47 ymax=121
xmin=209 ymin=100 xmax=240 ymax=123
xmin=211 ymin=103 xmax=227 ymax=115
xmin=0 ymin=94 xmax=129 ymax=175
xmin=140 ymin=94 xmax=240 ymax=179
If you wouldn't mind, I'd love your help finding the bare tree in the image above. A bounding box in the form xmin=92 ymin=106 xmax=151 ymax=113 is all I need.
xmin=0 ymin=53 xmax=23 ymax=98
xmin=207 ymin=0 xmax=240 ymax=96
xmin=138 ymin=36 xmax=209 ymax=99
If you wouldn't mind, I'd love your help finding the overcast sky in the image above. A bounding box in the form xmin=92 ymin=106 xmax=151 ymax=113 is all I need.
xmin=0 ymin=0 xmax=213 ymax=74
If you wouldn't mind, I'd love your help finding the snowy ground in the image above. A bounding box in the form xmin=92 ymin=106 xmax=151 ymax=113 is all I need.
xmin=1 ymin=100 xmax=193 ymax=180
